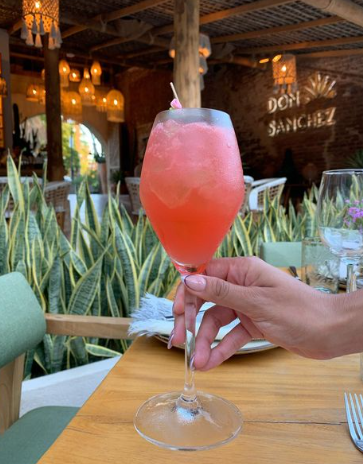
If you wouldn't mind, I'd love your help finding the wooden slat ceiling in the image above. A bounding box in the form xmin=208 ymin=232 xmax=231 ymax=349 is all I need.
xmin=2 ymin=0 xmax=363 ymax=72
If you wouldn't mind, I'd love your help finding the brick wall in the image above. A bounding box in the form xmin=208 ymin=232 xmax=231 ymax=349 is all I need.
xmin=119 ymin=56 xmax=363 ymax=183
xmin=202 ymin=56 xmax=363 ymax=182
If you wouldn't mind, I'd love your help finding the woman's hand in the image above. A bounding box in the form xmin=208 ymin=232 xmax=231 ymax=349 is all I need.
xmin=172 ymin=257 xmax=342 ymax=371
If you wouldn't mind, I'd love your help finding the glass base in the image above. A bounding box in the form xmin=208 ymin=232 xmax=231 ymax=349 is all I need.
xmin=134 ymin=391 xmax=242 ymax=451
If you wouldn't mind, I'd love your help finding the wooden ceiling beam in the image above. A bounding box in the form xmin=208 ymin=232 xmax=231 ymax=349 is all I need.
xmin=211 ymin=15 xmax=344 ymax=44
xmin=237 ymin=35 xmax=363 ymax=54
xmin=302 ymin=0 xmax=363 ymax=29
xmin=299 ymin=48 xmax=363 ymax=58
xmin=60 ymin=14 xmax=169 ymax=49
xmin=213 ymin=56 xmax=266 ymax=69
xmin=117 ymin=47 xmax=164 ymax=60
xmin=8 ymin=19 xmax=22 ymax=35
xmin=62 ymin=0 xmax=169 ymax=39
xmin=199 ymin=0 xmax=294 ymax=25
xmin=90 ymin=0 xmax=294 ymax=52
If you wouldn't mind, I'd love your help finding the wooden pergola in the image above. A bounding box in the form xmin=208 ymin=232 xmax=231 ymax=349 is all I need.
xmin=2 ymin=0 xmax=363 ymax=178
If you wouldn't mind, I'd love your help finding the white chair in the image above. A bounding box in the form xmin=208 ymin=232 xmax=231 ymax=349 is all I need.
xmin=125 ymin=177 xmax=143 ymax=215
xmin=239 ymin=175 xmax=254 ymax=216
xmin=249 ymin=177 xmax=287 ymax=211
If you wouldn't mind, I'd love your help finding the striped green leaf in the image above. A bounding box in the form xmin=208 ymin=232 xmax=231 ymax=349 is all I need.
xmin=85 ymin=344 xmax=121 ymax=358
xmin=68 ymin=253 xmax=104 ymax=316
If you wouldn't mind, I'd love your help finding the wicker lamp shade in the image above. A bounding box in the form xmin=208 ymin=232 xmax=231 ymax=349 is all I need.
xmin=79 ymin=77 xmax=95 ymax=106
xmin=90 ymin=61 xmax=102 ymax=85
xmin=26 ymin=83 xmax=40 ymax=102
xmin=63 ymin=91 xmax=82 ymax=122
xmin=59 ymin=59 xmax=70 ymax=87
xmin=83 ymin=68 xmax=91 ymax=80
xmin=0 ymin=76 xmax=7 ymax=97
xmin=96 ymin=93 xmax=108 ymax=113
xmin=38 ymin=84 xmax=46 ymax=105
xmin=69 ymin=68 xmax=81 ymax=82
xmin=106 ymin=89 xmax=125 ymax=123
xmin=22 ymin=0 xmax=61 ymax=49
xmin=272 ymin=54 xmax=297 ymax=94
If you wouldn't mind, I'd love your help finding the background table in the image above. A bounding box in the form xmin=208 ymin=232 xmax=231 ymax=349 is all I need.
xmin=39 ymin=336 xmax=363 ymax=463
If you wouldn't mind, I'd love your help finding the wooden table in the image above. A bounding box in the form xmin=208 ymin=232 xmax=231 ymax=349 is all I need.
xmin=39 ymin=335 xmax=363 ymax=463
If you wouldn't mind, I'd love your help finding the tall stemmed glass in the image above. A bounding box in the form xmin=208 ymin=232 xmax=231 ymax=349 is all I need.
xmin=316 ymin=169 xmax=363 ymax=379
xmin=135 ymin=108 xmax=244 ymax=450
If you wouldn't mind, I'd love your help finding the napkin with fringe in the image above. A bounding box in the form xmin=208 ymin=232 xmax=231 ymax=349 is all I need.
xmin=128 ymin=293 xmax=240 ymax=340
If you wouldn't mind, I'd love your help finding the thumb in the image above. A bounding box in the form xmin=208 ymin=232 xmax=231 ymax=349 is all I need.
xmin=184 ymin=274 xmax=259 ymax=317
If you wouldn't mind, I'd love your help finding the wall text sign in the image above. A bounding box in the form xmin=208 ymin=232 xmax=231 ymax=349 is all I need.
xmin=266 ymin=73 xmax=337 ymax=138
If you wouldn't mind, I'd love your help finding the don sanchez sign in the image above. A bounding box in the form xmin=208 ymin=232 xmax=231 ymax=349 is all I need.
xmin=267 ymin=73 xmax=337 ymax=138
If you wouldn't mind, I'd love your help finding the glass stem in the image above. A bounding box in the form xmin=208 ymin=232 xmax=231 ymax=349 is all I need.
xmin=181 ymin=292 xmax=197 ymax=403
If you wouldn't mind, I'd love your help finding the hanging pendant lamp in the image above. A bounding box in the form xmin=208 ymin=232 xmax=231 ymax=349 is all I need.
xmin=22 ymin=0 xmax=61 ymax=49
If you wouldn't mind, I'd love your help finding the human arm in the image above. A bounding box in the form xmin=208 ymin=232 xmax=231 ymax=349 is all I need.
xmin=171 ymin=257 xmax=363 ymax=370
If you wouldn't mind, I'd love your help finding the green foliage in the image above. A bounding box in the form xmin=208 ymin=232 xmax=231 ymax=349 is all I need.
xmin=217 ymin=186 xmax=319 ymax=259
xmin=1 ymin=156 xmax=178 ymax=377
xmin=345 ymin=149 xmax=363 ymax=169
xmin=1 ymin=156 xmax=320 ymax=377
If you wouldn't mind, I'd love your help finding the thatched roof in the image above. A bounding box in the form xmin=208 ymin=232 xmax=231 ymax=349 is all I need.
xmin=2 ymin=0 xmax=363 ymax=74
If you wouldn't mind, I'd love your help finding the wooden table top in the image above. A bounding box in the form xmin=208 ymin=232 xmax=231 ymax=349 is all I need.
xmin=39 ymin=334 xmax=363 ymax=464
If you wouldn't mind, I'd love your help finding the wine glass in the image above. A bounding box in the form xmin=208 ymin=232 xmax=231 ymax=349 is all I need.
xmin=135 ymin=108 xmax=245 ymax=450
xmin=316 ymin=169 xmax=363 ymax=379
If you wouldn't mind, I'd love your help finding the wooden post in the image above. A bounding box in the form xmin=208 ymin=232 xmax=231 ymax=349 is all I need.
xmin=44 ymin=37 xmax=65 ymax=181
xmin=173 ymin=0 xmax=200 ymax=108
xmin=0 ymin=355 xmax=24 ymax=434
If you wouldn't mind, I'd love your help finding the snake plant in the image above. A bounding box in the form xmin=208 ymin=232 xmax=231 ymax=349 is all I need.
xmin=0 ymin=156 xmax=319 ymax=377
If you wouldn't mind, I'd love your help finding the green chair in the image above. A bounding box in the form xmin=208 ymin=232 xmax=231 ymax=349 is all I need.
xmin=260 ymin=241 xmax=302 ymax=268
xmin=0 ymin=272 xmax=132 ymax=464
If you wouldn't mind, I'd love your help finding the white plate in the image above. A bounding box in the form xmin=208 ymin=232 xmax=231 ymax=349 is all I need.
xmin=155 ymin=334 xmax=277 ymax=355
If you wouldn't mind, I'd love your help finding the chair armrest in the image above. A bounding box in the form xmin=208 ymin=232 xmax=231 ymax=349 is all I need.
xmin=45 ymin=314 xmax=134 ymax=340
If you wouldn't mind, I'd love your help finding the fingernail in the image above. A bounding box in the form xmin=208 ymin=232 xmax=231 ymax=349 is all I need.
xmin=167 ymin=330 xmax=174 ymax=349
xmin=184 ymin=275 xmax=206 ymax=292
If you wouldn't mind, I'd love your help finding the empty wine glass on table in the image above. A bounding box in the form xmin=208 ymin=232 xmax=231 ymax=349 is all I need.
xmin=135 ymin=107 xmax=244 ymax=450
xmin=316 ymin=169 xmax=363 ymax=379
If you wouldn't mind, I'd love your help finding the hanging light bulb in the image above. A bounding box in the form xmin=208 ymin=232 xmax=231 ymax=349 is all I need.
xmin=83 ymin=68 xmax=91 ymax=80
xmin=79 ymin=76 xmax=95 ymax=106
xmin=69 ymin=68 xmax=81 ymax=83
xmin=59 ymin=59 xmax=70 ymax=87
xmin=26 ymin=83 xmax=40 ymax=102
xmin=22 ymin=0 xmax=60 ymax=50
xmin=272 ymin=54 xmax=297 ymax=94
xmin=96 ymin=92 xmax=108 ymax=113
xmin=106 ymin=89 xmax=125 ymax=123
xmin=63 ymin=91 xmax=82 ymax=122
xmin=90 ymin=61 xmax=102 ymax=85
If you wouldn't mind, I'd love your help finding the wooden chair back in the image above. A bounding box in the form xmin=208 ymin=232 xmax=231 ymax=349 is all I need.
xmin=0 ymin=312 xmax=132 ymax=434
xmin=249 ymin=177 xmax=287 ymax=211
xmin=240 ymin=175 xmax=254 ymax=217
xmin=44 ymin=181 xmax=71 ymax=230
xmin=125 ymin=177 xmax=143 ymax=215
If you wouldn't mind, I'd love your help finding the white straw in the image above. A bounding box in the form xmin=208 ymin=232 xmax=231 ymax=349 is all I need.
xmin=170 ymin=82 xmax=180 ymax=102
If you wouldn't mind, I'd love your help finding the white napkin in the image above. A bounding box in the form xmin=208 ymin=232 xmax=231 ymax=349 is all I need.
xmin=129 ymin=294 xmax=240 ymax=340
